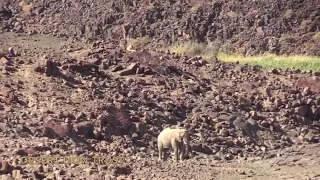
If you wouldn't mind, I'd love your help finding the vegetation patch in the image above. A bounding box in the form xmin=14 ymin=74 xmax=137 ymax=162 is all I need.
xmin=313 ymin=32 xmax=320 ymax=44
xmin=279 ymin=34 xmax=296 ymax=44
xmin=284 ymin=9 xmax=294 ymax=19
xmin=127 ymin=37 xmax=151 ymax=50
xmin=169 ymin=42 xmax=320 ymax=71
xmin=190 ymin=4 xmax=202 ymax=14
xmin=218 ymin=53 xmax=320 ymax=71
xmin=169 ymin=41 xmax=218 ymax=59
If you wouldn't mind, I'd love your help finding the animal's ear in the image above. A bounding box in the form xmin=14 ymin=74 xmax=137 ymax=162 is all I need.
xmin=177 ymin=131 xmax=185 ymax=142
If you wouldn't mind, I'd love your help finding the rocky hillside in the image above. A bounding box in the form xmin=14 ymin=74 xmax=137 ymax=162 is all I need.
xmin=0 ymin=30 xmax=319 ymax=179
xmin=1 ymin=0 xmax=320 ymax=55
xmin=0 ymin=0 xmax=320 ymax=179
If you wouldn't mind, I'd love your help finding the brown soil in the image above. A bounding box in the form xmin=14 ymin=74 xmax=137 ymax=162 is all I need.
xmin=0 ymin=1 xmax=320 ymax=180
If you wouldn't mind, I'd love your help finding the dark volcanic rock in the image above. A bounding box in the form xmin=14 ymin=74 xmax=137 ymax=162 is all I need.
xmin=35 ymin=58 xmax=60 ymax=77
xmin=5 ymin=0 xmax=318 ymax=56
xmin=118 ymin=63 xmax=138 ymax=76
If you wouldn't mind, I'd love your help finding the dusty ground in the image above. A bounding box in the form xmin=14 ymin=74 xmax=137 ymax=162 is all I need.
xmin=0 ymin=28 xmax=319 ymax=180
xmin=1 ymin=2 xmax=320 ymax=180
xmin=133 ymin=143 xmax=320 ymax=180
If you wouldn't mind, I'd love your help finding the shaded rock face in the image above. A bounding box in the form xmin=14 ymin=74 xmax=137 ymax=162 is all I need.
xmin=42 ymin=119 xmax=75 ymax=139
xmin=1 ymin=0 xmax=319 ymax=55
xmin=34 ymin=59 xmax=60 ymax=77
xmin=97 ymin=104 xmax=135 ymax=137
xmin=0 ymin=6 xmax=12 ymax=21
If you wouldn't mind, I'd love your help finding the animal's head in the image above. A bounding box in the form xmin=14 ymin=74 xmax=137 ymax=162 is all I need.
xmin=178 ymin=129 xmax=189 ymax=145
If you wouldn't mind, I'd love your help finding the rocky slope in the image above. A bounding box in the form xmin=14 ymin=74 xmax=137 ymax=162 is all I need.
xmin=0 ymin=30 xmax=319 ymax=179
xmin=1 ymin=0 xmax=320 ymax=55
xmin=0 ymin=0 xmax=320 ymax=179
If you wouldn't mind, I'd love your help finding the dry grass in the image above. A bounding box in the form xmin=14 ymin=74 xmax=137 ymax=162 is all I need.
xmin=284 ymin=9 xmax=294 ymax=19
xmin=127 ymin=37 xmax=151 ymax=50
xmin=279 ymin=34 xmax=296 ymax=44
xmin=190 ymin=4 xmax=202 ymax=14
xmin=169 ymin=42 xmax=320 ymax=71
xmin=169 ymin=41 xmax=218 ymax=59
xmin=313 ymin=32 xmax=320 ymax=44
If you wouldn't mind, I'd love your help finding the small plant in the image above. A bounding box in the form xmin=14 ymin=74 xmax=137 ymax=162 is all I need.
xmin=300 ymin=20 xmax=311 ymax=29
xmin=284 ymin=9 xmax=294 ymax=19
xmin=169 ymin=41 xmax=217 ymax=59
xmin=313 ymin=32 xmax=320 ymax=44
xmin=127 ymin=37 xmax=151 ymax=50
xmin=168 ymin=41 xmax=320 ymax=71
xmin=279 ymin=34 xmax=296 ymax=44
xmin=146 ymin=3 xmax=155 ymax=11
xmin=190 ymin=4 xmax=201 ymax=14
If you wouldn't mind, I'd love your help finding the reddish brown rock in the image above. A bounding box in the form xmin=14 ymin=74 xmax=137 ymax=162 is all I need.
xmin=118 ymin=63 xmax=138 ymax=76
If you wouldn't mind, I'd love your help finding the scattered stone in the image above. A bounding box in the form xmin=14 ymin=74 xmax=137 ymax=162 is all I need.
xmin=118 ymin=63 xmax=138 ymax=76
xmin=0 ymin=2 xmax=320 ymax=179
xmin=295 ymin=106 xmax=308 ymax=117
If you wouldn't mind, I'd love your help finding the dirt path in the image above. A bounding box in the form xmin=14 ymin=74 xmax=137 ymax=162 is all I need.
xmin=130 ymin=144 xmax=320 ymax=180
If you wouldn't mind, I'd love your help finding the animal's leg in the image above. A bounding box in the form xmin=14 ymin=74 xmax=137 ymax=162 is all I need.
xmin=184 ymin=143 xmax=190 ymax=159
xmin=179 ymin=143 xmax=185 ymax=161
xmin=172 ymin=140 xmax=179 ymax=162
xmin=158 ymin=149 xmax=162 ymax=161
xmin=158 ymin=142 xmax=163 ymax=161
xmin=163 ymin=149 xmax=169 ymax=161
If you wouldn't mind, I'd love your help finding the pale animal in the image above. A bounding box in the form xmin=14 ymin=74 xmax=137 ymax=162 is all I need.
xmin=157 ymin=127 xmax=190 ymax=162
